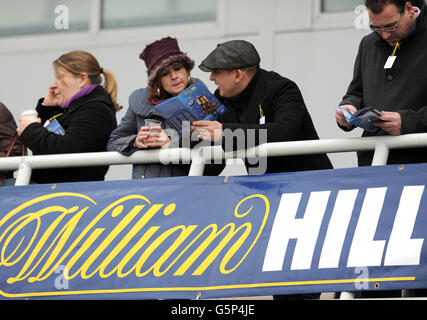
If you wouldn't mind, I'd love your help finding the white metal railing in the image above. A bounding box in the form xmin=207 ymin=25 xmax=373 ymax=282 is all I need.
xmin=2 ymin=133 xmax=427 ymax=185
xmin=2 ymin=133 xmax=427 ymax=299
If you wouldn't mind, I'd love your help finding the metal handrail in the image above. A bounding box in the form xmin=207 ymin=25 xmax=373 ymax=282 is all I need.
xmin=1 ymin=133 xmax=427 ymax=185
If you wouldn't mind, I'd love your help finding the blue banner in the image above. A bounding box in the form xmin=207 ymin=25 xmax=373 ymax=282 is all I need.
xmin=1 ymin=163 xmax=427 ymax=299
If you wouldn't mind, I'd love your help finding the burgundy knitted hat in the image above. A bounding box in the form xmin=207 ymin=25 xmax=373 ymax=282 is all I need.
xmin=139 ymin=37 xmax=195 ymax=87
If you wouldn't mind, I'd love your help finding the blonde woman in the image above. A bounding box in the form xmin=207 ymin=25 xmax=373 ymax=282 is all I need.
xmin=17 ymin=50 xmax=120 ymax=184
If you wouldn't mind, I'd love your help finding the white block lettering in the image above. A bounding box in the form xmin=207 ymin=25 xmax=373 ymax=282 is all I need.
xmin=319 ymin=190 xmax=358 ymax=269
xmin=347 ymin=187 xmax=387 ymax=267
xmin=262 ymin=193 xmax=301 ymax=272
xmin=384 ymin=186 xmax=424 ymax=266
xmin=262 ymin=191 xmax=330 ymax=272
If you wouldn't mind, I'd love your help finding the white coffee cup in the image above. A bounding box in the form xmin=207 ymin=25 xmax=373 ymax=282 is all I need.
xmin=20 ymin=109 xmax=38 ymax=120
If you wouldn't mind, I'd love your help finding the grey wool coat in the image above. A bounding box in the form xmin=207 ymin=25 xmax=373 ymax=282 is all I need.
xmin=107 ymin=87 xmax=190 ymax=179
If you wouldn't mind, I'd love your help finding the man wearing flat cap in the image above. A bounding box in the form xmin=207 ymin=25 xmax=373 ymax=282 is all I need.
xmin=194 ymin=40 xmax=333 ymax=175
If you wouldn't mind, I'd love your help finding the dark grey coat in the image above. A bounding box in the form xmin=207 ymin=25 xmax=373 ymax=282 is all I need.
xmin=340 ymin=3 xmax=427 ymax=166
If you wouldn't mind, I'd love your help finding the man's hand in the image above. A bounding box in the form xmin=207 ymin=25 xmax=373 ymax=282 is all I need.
xmin=375 ymin=111 xmax=402 ymax=136
xmin=336 ymin=104 xmax=357 ymax=128
xmin=192 ymin=120 xmax=223 ymax=142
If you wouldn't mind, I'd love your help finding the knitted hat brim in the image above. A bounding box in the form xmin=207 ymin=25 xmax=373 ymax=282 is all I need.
xmin=148 ymin=54 xmax=195 ymax=87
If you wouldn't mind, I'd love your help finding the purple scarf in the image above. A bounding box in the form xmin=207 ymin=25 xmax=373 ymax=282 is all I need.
xmin=61 ymin=84 xmax=99 ymax=109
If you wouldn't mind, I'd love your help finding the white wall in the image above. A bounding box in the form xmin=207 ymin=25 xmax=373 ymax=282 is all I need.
xmin=275 ymin=28 xmax=368 ymax=168
xmin=0 ymin=0 xmax=370 ymax=180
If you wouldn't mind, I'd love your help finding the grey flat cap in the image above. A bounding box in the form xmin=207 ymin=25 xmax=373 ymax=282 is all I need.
xmin=199 ymin=40 xmax=260 ymax=72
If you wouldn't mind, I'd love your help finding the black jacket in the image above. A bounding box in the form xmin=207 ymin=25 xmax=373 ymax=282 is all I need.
xmin=340 ymin=3 xmax=427 ymax=166
xmin=216 ymin=69 xmax=333 ymax=174
xmin=20 ymin=86 xmax=117 ymax=184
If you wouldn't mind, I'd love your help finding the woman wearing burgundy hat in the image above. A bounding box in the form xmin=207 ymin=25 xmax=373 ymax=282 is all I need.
xmin=107 ymin=37 xmax=196 ymax=179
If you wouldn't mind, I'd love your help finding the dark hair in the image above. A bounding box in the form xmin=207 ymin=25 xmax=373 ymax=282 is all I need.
xmin=242 ymin=64 xmax=261 ymax=77
xmin=147 ymin=63 xmax=192 ymax=102
xmin=148 ymin=79 xmax=173 ymax=102
xmin=365 ymin=0 xmax=422 ymax=13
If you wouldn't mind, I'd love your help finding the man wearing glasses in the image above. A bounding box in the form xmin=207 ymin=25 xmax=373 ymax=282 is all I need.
xmin=336 ymin=0 xmax=427 ymax=299
xmin=336 ymin=0 xmax=427 ymax=167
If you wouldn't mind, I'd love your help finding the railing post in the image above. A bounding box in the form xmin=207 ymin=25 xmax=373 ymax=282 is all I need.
xmin=188 ymin=146 xmax=223 ymax=176
xmin=339 ymin=292 xmax=356 ymax=300
xmin=188 ymin=157 xmax=205 ymax=176
xmin=14 ymin=159 xmax=32 ymax=186
xmin=188 ymin=146 xmax=207 ymax=176
xmin=371 ymin=142 xmax=390 ymax=166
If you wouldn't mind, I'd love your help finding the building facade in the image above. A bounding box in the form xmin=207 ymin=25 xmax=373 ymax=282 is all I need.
xmin=0 ymin=0 xmax=370 ymax=179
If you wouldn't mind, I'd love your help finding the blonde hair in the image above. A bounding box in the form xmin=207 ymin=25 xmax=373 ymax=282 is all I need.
xmin=53 ymin=50 xmax=122 ymax=111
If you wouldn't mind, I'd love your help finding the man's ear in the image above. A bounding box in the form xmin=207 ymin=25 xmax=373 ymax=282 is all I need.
xmin=234 ymin=69 xmax=244 ymax=84
xmin=405 ymin=1 xmax=414 ymax=14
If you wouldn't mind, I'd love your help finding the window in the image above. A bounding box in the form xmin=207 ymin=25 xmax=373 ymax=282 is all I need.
xmin=101 ymin=0 xmax=217 ymax=30
xmin=313 ymin=0 xmax=369 ymax=30
xmin=0 ymin=0 xmax=218 ymax=38
xmin=321 ymin=0 xmax=364 ymax=13
xmin=0 ymin=0 xmax=90 ymax=37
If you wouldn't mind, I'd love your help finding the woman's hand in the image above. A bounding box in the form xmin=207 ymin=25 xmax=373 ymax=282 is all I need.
xmin=17 ymin=116 xmax=41 ymax=136
xmin=144 ymin=126 xmax=170 ymax=148
xmin=134 ymin=126 xmax=170 ymax=149
xmin=42 ymin=84 xmax=60 ymax=106
xmin=133 ymin=126 xmax=150 ymax=149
